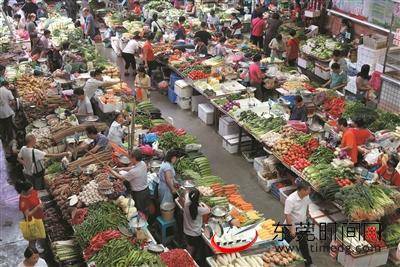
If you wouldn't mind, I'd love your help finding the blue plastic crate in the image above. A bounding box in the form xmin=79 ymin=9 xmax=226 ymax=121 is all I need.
xmin=168 ymin=88 xmax=177 ymax=103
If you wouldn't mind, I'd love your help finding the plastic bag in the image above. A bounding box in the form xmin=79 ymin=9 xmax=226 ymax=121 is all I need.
xmin=19 ymin=218 xmax=46 ymax=240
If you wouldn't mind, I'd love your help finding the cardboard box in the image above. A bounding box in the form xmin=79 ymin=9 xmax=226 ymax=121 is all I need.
xmin=364 ymin=34 xmax=387 ymax=50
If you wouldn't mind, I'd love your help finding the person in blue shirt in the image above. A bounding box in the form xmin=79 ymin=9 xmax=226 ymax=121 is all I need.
xmin=323 ymin=63 xmax=347 ymax=91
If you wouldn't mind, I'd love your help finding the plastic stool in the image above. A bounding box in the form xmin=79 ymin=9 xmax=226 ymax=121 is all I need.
xmin=156 ymin=216 xmax=177 ymax=245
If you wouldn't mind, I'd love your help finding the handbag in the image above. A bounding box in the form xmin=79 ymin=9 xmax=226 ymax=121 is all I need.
xmin=19 ymin=217 xmax=46 ymax=240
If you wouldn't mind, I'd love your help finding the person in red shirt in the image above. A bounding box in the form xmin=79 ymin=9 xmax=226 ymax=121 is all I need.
xmin=352 ymin=117 xmax=374 ymax=146
xmin=16 ymin=180 xmax=45 ymax=253
xmin=286 ymin=29 xmax=300 ymax=66
xmin=376 ymin=156 xmax=400 ymax=186
xmin=338 ymin=118 xmax=358 ymax=164
xmin=249 ymin=54 xmax=265 ymax=101
xmin=250 ymin=13 xmax=265 ymax=49
xmin=142 ymin=34 xmax=156 ymax=75
xmin=132 ymin=1 xmax=141 ymax=17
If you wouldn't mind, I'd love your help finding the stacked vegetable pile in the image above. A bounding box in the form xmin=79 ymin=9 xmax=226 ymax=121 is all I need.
xmin=383 ymin=223 xmax=400 ymax=247
xmin=335 ymin=184 xmax=400 ymax=221
xmin=239 ymin=111 xmax=285 ymax=136
xmin=160 ymin=249 xmax=196 ymax=267
xmin=323 ymin=96 xmax=345 ymax=119
xmin=301 ymin=36 xmax=342 ymax=60
xmin=16 ymin=75 xmax=52 ymax=106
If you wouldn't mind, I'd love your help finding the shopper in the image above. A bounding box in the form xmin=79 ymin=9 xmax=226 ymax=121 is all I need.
xmin=194 ymin=22 xmax=212 ymax=45
xmin=249 ymin=54 xmax=265 ymax=101
xmin=338 ymin=118 xmax=358 ymax=164
xmin=286 ymin=29 xmax=299 ymax=66
xmin=183 ymin=188 xmax=210 ymax=266
xmin=109 ymin=149 xmax=150 ymax=215
xmin=0 ymin=81 xmax=15 ymax=146
xmin=84 ymin=125 xmax=109 ymax=154
xmin=16 ymin=181 xmax=46 ymax=253
xmin=18 ymin=135 xmax=69 ymax=189
xmin=323 ymin=63 xmax=347 ymax=91
xmin=158 ymin=150 xmax=180 ymax=206
xmin=376 ymin=154 xmax=400 ymax=187
xmin=194 ymin=37 xmax=208 ymax=55
xmin=214 ymin=36 xmax=227 ymax=56
xmin=72 ymin=88 xmax=93 ymax=116
xmin=132 ymin=1 xmax=141 ymax=17
xmin=264 ymin=12 xmax=281 ymax=54
xmin=134 ymin=66 xmax=151 ymax=102
xmin=0 ymin=65 xmax=5 ymax=83
xmin=207 ymin=10 xmax=220 ymax=31
xmin=356 ymin=64 xmax=373 ymax=103
xmin=173 ymin=21 xmax=186 ymax=41
xmin=26 ymin=13 xmax=37 ymax=45
xmin=352 ymin=117 xmax=374 ymax=146
xmin=229 ymin=12 xmax=242 ymax=39
xmin=107 ymin=113 xmax=126 ymax=147
xmin=22 ymin=0 xmax=38 ymax=17
xmin=283 ymin=181 xmax=313 ymax=267
xmin=64 ymin=0 xmax=79 ymax=21
xmin=142 ymin=34 xmax=157 ymax=75
xmin=251 ymin=4 xmax=262 ymax=20
xmin=250 ymin=12 xmax=265 ymax=49
xmin=151 ymin=14 xmax=165 ymax=41
xmin=122 ymin=34 xmax=139 ymax=76
xmin=289 ymin=95 xmax=307 ymax=122
xmin=60 ymin=42 xmax=82 ymax=73
xmin=38 ymin=30 xmax=51 ymax=57
xmin=14 ymin=14 xmax=26 ymax=31
xmin=18 ymin=247 xmax=47 ymax=267
xmin=185 ymin=0 xmax=196 ymax=16
xmin=329 ymin=50 xmax=347 ymax=74
xmin=36 ymin=1 xmax=48 ymax=19
xmin=269 ymin=34 xmax=285 ymax=59
xmin=83 ymin=7 xmax=96 ymax=40
xmin=83 ymin=69 xmax=118 ymax=100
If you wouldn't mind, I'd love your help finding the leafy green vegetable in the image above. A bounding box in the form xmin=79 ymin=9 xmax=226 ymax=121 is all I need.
xmin=309 ymin=146 xmax=335 ymax=164
xmin=158 ymin=132 xmax=197 ymax=150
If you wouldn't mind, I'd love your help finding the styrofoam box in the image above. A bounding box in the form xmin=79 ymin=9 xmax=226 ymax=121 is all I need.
xmin=174 ymin=80 xmax=193 ymax=97
xmin=279 ymin=185 xmax=297 ymax=204
xmin=253 ymin=156 xmax=267 ymax=173
xmin=257 ymin=172 xmax=284 ymax=192
xmin=314 ymin=64 xmax=330 ymax=80
xmin=218 ymin=116 xmax=239 ymax=136
xmin=222 ymin=134 xmax=252 ymax=154
xmin=337 ymin=250 xmax=374 ymax=267
xmin=198 ymin=103 xmax=215 ymax=125
xmin=177 ymin=96 xmax=191 ymax=110
xmin=356 ymin=45 xmax=386 ymax=72
xmin=304 ymin=9 xmax=321 ymax=18
xmin=297 ymin=57 xmax=307 ymax=68
xmin=310 ymin=216 xmax=333 ymax=241
xmin=97 ymin=98 xmax=124 ymax=113
xmin=191 ymin=95 xmax=208 ymax=113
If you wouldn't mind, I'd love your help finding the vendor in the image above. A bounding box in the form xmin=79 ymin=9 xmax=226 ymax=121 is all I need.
xmin=183 ymin=188 xmax=210 ymax=267
xmin=151 ymin=14 xmax=165 ymax=41
xmin=356 ymin=64 xmax=373 ymax=103
xmin=132 ymin=1 xmax=141 ymax=17
xmin=38 ymin=30 xmax=51 ymax=57
xmin=142 ymin=34 xmax=157 ymax=75
xmin=134 ymin=66 xmax=151 ymax=102
xmin=83 ymin=69 xmax=118 ymax=100
xmin=0 ymin=81 xmax=15 ymax=146
xmin=121 ymin=33 xmax=139 ymax=76
xmin=249 ymin=54 xmax=265 ymax=101
xmin=0 ymin=65 xmax=6 ymax=84
xmin=289 ymin=95 xmax=307 ymax=122
xmin=13 ymin=14 xmax=25 ymax=30
xmin=352 ymin=117 xmax=374 ymax=146
xmin=173 ymin=20 xmax=186 ymax=41
xmin=329 ymin=50 xmax=347 ymax=75
xmin=207 ymin=10 xmax=220 ymax=31
xmin=108 ymin=149 xmax=150 ymax=215
xmin=214 ymin=36 xmax=227 ymax=56
xmin=22 ymin=0 xmax=38 ymax=17
xmin=72 ymin=88 xmax=93 ymax=116
xmin=185 ymin=0 xmax=196 ymax=16
xmin=339 ymin=18 xmax=353 ymax=43
xmin=286 ymin=29 xmax=299 ymax=66
xmin=376 ymin=154 xmax=400 ymax=187
xmin=84 ymin=125 xmax=109 ymax=154
xmin=158 ymin=149 xmax=180 ymax=206
xmin=338 ymin=118 xmax=358 ymax=164
xmin=194 ymin=37 xmax=208 ymax=55
xmin=107 ymin=113 xmax=126 ymax=147
xmin=323 ymin=63 xmax=347 ymax=91
xmin=264 ymin=12 xmax=282 ymax=55
xmin=60 ymin=42 xmax=82 ymax=73
xmin=194 ymin=22 xmax=212 ymax=45
xmin=18 ymin=134 xmax=69 ymax=189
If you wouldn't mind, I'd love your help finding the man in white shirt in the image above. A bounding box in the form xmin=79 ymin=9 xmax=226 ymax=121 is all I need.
xmin=72 ymin=88 xmax=93 ymax=116
xmin=83 ymin=69 xmax=118 ymax=100
xmin=207 ymin=10 xmax=220 ymax=31
xmin=284 ymin=181 xmax=313 ymax=267
xmin=0 ymin=81 xmax=15 ymax=145
xmin=109 ymin=149 xmax=150 ymax=215
xmin=121 ymin=34 xmax=140 ymax=76
xmin=18 ymin=134 xmax=69 ymax=189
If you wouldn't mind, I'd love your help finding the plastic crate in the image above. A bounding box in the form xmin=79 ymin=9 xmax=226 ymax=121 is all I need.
xmin=168 ymin=88 xmax=177 ymax=103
